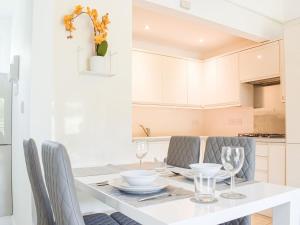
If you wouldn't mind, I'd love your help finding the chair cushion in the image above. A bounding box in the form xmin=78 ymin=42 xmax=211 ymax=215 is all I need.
xmin=111 ymin=212 xmax=141 ymax=225
xmin=83 ymin=213 xmax=119 ymax=225
xmin=167 ymin=136 xmax=200 ymax=168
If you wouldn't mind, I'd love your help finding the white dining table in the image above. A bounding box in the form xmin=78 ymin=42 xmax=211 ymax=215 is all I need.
xmin=75 ymin=168 xmax=300 ymax=225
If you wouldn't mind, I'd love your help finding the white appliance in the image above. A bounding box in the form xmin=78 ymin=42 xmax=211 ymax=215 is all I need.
xmin=285 ymin=21 xmax=300 ymax=188
xmin=0 ymin=73 xmax=12 ymax=216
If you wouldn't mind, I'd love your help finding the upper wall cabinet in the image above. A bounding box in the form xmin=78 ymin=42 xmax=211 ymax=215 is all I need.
xmin=239 ymin=42 xmax=280 ymax=83
xmin=202 ymin=54 xmax=253 ymax=107
xmin=162 ymin=56 xmax=188 ymax=105
xmin=186 ymin=61 xmax=203 ymax=106
xmin=132 ymin=51 xmax=163 ymax=103
xmin=202 ymin=59 xmax=217 ymax=106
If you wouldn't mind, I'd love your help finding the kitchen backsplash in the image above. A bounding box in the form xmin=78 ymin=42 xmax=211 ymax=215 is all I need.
xmin=132 ymin=106 xmax=204 ymax=137
xmin=132 ymin=106 xmax=254 ymax=137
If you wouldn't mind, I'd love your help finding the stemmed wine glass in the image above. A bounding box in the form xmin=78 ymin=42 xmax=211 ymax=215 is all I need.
xmin=136 ymin=141 xmax=149 ymax=168
xmin=220 ymin=146 xmax=246 ymax=199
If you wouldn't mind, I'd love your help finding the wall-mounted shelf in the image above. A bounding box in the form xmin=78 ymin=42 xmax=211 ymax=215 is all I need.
xmin=77 ymin=47 xmax=118 ymax=77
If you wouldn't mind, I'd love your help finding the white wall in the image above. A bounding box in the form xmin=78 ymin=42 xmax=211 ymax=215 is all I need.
xmin=11 ymin=0 xmax=133 ymax=224
xmin=47 ymin=0 xmax=134 ymax=168
xmin=10 ymin=0 xmax=34 ymax=224
xmin=0 ymin=18 xmax=12 ymax=73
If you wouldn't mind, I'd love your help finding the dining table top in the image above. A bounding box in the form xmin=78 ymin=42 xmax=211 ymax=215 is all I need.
xmin=74 ymin=163 xmax=300 ymax=225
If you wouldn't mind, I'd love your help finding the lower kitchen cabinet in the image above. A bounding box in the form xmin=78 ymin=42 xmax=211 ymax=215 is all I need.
xmin=254 ymin=140 xmax=286 ymax=217
xmin=254 ymin=141 xmax=286 ymax=185
xmin=286 ymin=144 xmax=300 ymax=187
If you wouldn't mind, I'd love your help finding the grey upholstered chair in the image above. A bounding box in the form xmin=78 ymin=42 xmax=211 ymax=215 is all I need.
xmin=23 ymin=139 xmax=56 ymax=225
xmin=204 ymin=136 xmax=256 ymax=225
xmin=41 ymin=140 xmax=140 ymax=225
xmin=167 ymin=136 xmax=200 ymax=168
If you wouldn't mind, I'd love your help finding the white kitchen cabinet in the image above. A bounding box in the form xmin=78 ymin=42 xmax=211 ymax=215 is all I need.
xmin=187 ymin=60 xmax=203 ymax=106
xmin=202 ymin=54 xmax=253 ymax=108
xmin=202 ymin=59 xmax=217 ymax=106
xmin=268 ymin=143 xmax=286 ymax=185
xmin=216 ymin=54 xmax=240 ymax=105
xmin=279 ymin=40 xmax=286 ymax=102
xmin=132 ymin=50 xmax=163 ymax=103
xmin=239 ymin=41 xmax=280 ymax=82
xmin=162 ymin=56 xmax=188 ymax=105
xmin=254 ymin=141 xmax=286 ymax=186
xmin=286 ymin=144 xmax=300 ymax=187
xmin=284 ymin=22 xmax=300 ymax=144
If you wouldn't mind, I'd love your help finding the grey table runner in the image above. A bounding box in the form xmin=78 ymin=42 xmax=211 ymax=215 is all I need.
xmin=73 ymin=162 xmax=159 ymax=177
xmin=73 ymin=164 xmax=122 ymax=177
xmin=91 ymin=184 xmax=193 ymax=208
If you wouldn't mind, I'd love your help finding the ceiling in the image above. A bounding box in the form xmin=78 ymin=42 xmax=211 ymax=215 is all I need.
xmin=133 ymin=5 xmax=256 ymax=59
xmin=227 ymin=0 xmax=300 ymax=23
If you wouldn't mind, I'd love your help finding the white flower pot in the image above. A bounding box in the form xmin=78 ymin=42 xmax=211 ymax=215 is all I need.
xmin=89 ymin=56 xmax=108 ymax=73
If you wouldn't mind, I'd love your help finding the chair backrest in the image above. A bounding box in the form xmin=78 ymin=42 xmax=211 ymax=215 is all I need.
xmin=42 ymin=141 xmax=85 ymax=225
xmin=204 ymin=137 xmax=256 ymax=181
xmin=23 ymin=139 xmax=55 ymax=225
xmin=166 ymin=136 xmax=200 ymax=168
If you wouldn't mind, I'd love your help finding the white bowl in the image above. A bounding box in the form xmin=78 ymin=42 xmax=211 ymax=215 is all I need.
xmin=120 ymin=170 xmax=158 ymax=186
xmin=189 ymin=163 xmax=222 ymax=178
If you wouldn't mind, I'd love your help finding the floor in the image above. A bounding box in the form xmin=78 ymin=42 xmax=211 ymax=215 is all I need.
xmin=0 ymin=214 xmax=272 ymax=225
xmin=252 ymin=214 xmax=272 ymax=225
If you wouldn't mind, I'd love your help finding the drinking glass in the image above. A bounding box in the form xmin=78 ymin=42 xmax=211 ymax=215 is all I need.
xmin=194 ymin=173 xmax=217 ymax=203
xmin=220 ymin=146 xmax=246 ymax=199
xmin=136 ymin=141 xmax=149 ymax=168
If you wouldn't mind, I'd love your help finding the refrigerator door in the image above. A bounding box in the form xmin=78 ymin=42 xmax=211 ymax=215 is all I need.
xmin=0 ymin=145 xmax=12 ymax=216
xmin=286 ymin=144 xmax=300 ymax=187
xmin=0 ymin=73 xmax=12 ymax=145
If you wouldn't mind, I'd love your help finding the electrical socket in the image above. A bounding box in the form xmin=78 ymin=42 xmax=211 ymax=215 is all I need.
xmin=180 ymin=0 xmax=191 ymax=10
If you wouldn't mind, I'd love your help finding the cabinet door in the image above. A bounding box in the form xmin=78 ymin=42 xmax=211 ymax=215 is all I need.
xmin=279 ymin=40 xmax=285 ymax=102
xmin=132 ymin=51 xmax=163 ymax=103
xmin=285 ymin=24 xmax=300 ymax=143
xmin=268 ymin=143 xmax=286 ymax=185
xmin=286 ymin=144 xmax=300 ymax=187
xmin=162 ymin=56 xmax=187 ymax=105
xmin=202 ymin=60 xmax=217 ymax=106
xmin=239 ymin=42 xmax=280 ymax=82
xmin=216 ymin=54 xmax=240 ymax=105
xmin=187 ymin=60 xmax=203 ymax=106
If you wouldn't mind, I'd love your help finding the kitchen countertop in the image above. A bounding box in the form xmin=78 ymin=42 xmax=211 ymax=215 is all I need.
xmin=132 ymin=136 xmax=171 ymax=142
xmin=133 ymin=136 xmax=286 ymax=143
xmin=254 ymin=137 xmax=286 ymax=143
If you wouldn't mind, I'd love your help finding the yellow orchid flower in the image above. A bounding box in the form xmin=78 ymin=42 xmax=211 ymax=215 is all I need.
xmin=102 ymin=13 xmax=110 ymax=26
xmin=73 ymin=5 xmax=83 ymax=15
xmin=91 ymin=9 xmax=98 ymax=20
xmin=63 ymin=5 xmax=110 ymax=55
xmin=94 ymin=32 xmax=107 ymax=44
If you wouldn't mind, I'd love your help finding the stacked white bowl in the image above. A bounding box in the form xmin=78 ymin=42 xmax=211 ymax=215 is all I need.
xmin=120 ymin=170 xmax=158 ymax=186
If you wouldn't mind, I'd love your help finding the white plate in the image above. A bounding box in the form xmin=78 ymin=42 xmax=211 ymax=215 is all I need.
xmin=181 ymin=170 xmax=230 ymax=182
xmin=109 ymin=178 xmax=168 ymax=195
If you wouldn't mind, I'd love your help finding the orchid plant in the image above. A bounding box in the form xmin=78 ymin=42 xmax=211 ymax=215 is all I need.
xmin=63 ymin=5 xmax=111 ymax=56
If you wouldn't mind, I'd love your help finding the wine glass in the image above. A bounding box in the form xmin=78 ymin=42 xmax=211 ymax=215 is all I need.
xmin=220 ymin=146 xmax=246 ymax=199
xmin=136 ymin=141 xmax=149 ymax=168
